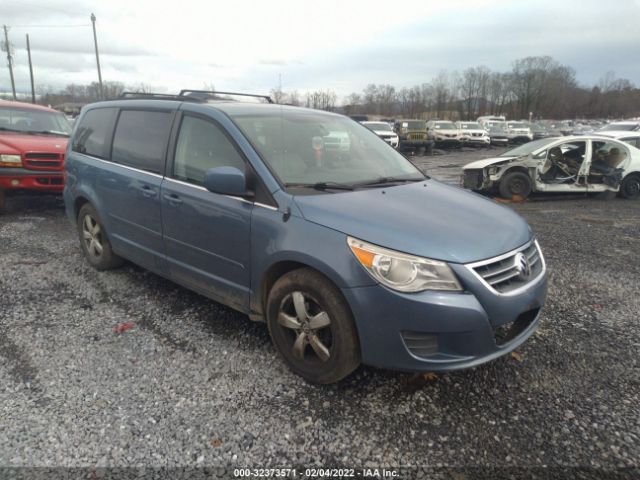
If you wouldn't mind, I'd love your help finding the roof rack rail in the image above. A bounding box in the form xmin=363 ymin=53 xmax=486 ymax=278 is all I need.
xmin=118 ymin=92 xmax=204 ymax=102
xmin=178 ymin=89 xmax=274 ymax=104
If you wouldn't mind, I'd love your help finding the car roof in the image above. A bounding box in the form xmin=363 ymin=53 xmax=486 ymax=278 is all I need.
xmin=0 ymin=99 xmax=62 ymax=113
xmin=541 ymin=135 xmax=633 ymax=144
xmin=84 ymin=98 xmax=343 ymax=119
xmin=597 ymin=131 xmax=640 ymax=138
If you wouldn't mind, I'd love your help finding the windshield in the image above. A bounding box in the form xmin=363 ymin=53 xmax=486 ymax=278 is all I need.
xmin=402 ymin=120 xmax=426 ymax=130
xmin=459 ymin=122 xmax=481 ymax=129
xmin=0 ymin=107 xmax=72 ymax=135
xmin=600 ymin=123 xmax=638 ymax=132
xmin=499 ymin=138 xmax=557 ymax=156
xmin=232 ymin=111 xmax=424 ymax=189
xmin=363 ymin=122 xmax=392 ymax=132
xmin=434 ymin=122 xmax=457 ymax=130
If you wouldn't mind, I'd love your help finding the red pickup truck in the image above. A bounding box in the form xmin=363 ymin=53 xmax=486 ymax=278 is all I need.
xmin=0 ymin=100 xmax=72 ymax=210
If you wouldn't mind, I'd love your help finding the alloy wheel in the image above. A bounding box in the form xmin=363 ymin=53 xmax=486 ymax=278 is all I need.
xmin=82 ymin=214 xmax=104 ymax=258
xmin=277 ymin=291 xmax=332 ymax=362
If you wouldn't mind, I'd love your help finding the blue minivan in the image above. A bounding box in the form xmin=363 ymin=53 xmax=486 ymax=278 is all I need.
xmin=64 ymin=91 xmax=547 ymax=383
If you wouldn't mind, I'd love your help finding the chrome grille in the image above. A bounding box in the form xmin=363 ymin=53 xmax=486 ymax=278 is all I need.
xmin=467 ymin=240 xmax=545 ymax=294
xmin=408 ymin=132 xmax=426 ymax=140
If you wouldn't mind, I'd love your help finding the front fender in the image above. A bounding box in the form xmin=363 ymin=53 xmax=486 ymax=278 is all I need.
xmin=249 ymin=207 xmax=376 ymax=314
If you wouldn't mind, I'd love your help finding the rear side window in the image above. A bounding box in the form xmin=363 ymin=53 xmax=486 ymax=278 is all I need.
xmin=72 ymin=108 xmax=117 ymax=158
xmin=111 ymin=110 xmax=173 ymax=174
xmin=173 ymin=115 xmax=245 ymax=186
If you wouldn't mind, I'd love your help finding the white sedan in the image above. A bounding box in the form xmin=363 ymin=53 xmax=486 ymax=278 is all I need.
xmin=361 ymin=121 xmax=399 ymax=148
xmin=461 ymin=136 xmax=640 ymax=199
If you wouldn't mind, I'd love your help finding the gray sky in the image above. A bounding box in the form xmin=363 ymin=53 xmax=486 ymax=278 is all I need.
xmin=2 ymin=0 xmax=639 ymax=98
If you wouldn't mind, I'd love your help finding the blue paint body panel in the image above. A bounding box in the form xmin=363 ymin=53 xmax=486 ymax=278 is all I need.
xmin=64 ymin=99 xmax=548 ymax=373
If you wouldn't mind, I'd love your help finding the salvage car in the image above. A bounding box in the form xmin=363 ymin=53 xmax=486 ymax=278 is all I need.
xmin=455 ymin=121 xmax=490 ymax=147
xmin=393 ymin=119 xmax=433 ymax=154
xmin=65 ymin=91 xmax=547 ymax=384
xmin=505 ymin=121 xmax=533 ymax=144
xmin=426 ymin=120 xmax=461 ymax=148
xmin=598 ymin=121 xmax=640 ymax=132
xmin=361 ymin=121 xmax=399 ymax=148
xmin=487 ymin=124 xmax=509 ymax=146
xmin=462 ymin=136 xmax=640 ymax=199
xmin=0 ymin=100 xmax=71 ymax=210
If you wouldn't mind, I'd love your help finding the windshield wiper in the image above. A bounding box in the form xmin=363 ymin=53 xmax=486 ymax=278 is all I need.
xmin=284 ymin=181 xmax=354 ymax=191
xmin=0 ymin=127 xmax=23 ymax=133
xmin=26 ymin=130 xmax=70 ymax=137
xmin=355 ymin=176 xmax=425 ymax=188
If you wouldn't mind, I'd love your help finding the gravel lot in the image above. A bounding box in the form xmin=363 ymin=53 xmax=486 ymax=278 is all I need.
xmin=0 ymin=147 xmax=639 ymax=478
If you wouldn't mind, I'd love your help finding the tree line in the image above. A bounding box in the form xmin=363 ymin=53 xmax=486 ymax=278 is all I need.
xmin=276 ymin=56 xmax=640 ymax=120
xmin=3 ymin=56 xmax=637 ymax=120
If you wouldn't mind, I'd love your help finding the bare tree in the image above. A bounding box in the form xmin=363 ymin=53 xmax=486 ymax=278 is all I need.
xmin=305 ymin=90 xmax=337 ymax=111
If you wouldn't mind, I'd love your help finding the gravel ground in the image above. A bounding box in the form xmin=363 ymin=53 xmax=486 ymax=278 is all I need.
xmin=0 ymin=148 xmax=639 ymax=479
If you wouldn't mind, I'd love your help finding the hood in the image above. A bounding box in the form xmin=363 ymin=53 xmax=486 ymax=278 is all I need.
xmin=434 ymin=129 xmax=459 ymax=135
xmin=374 ymin=130 xmax=397 ymax=136
xmin=0 ymin=132 xmax=68 ymax=154
xmin=463 ymin=156 xmax=517 ymax=170
xmin=293 ymin=180 xmax=531 ymax=264
xmin=461 ymin=129 xmax=487 ymax=135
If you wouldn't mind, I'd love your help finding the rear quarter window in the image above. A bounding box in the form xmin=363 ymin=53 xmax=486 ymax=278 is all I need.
xmin=111 ymin=110 xmax=173 ymax=174
xmin=72 ymin=108 xmax=118 ymax=158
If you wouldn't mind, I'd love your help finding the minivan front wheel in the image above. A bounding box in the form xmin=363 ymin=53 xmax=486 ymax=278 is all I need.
xmin=267 ymin=268 xmax=360 ymax=384
xmin=77 ymin=203 xmax=123 ymax=270
xmin=499 ymin=171 xmax=532 ymax=199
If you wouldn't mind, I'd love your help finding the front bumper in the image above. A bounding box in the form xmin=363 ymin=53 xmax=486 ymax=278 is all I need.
xmin=0 ymin=169 xmax=64 ymax=192
xmin=342 ymin=263 xmax=547 ymax=372
xmin=508 ymin=134 xmax=533 ymax=143
xmin=381 ymin=137 xmax=399 ymax=148
xmin=461 ymin=136 xmax=490 ymax=145
xmin=434 ymin=137 xmax=461 ymax=147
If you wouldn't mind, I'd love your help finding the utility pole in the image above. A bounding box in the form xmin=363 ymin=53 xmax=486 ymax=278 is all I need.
xmin=90 ymin=13 xmax=103 ymax=99
xmin=26 ymin=34 xmax=35 ymax=104
xmin=2 ymin=25 xmax=17 ymax=100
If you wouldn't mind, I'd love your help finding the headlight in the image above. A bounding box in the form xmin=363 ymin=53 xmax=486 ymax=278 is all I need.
xmin=347 ymin=237 xmax=462 ymax=292
xmin=0 ymin=154 xmax=22 ymax=167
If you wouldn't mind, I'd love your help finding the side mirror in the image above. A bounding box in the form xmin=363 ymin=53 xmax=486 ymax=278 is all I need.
xmin=203 ymin=166 xmax=251 ymax=197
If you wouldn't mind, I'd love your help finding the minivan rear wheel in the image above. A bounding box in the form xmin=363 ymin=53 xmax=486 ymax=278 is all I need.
xmin=267 ymin=268 xmax=361 ymax=384
xmin=499 ymin=171 xmax=532 ymax=199
xmin=77 ymin=203 xmax=124 ymax=270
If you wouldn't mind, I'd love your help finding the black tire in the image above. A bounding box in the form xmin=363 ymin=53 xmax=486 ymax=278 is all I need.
xmin=499 ymin=171 xmax=532 ymax=199
xmin=620 ymin=174 xmax=640 ymax=199
xmin=0 ymin=189 xmax=5 ymax=212
xmin=266 ymin=268 xmax=361 ymax=384
xmin=77 ymin=203 xmax=124 ymax=270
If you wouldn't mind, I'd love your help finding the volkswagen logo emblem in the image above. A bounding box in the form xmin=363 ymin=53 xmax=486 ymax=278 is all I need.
xmin=514 ymin=252 xmax=531 ymax=280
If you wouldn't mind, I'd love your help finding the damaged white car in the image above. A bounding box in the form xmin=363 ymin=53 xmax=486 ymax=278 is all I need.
xmin=461 ymin=136 xmax=640 ymax=200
